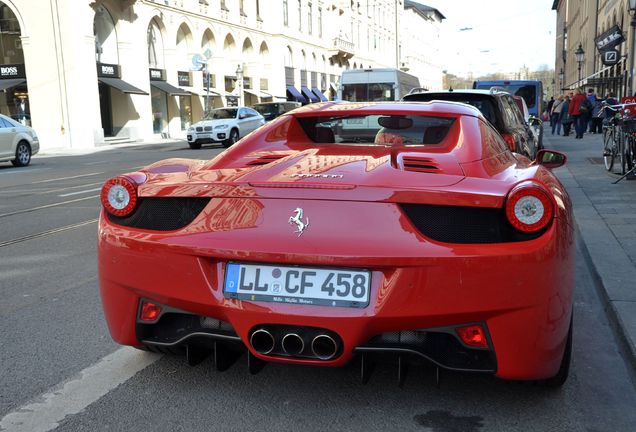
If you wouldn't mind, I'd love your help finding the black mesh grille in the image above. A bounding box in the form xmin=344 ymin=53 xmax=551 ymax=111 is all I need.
xmin=107 ymin=197 xmax=210 ymax=231
xmin=400 ymin=203 xmax=545 ymax=243
xmin=366 ymin=330 xmax=496 ymax=371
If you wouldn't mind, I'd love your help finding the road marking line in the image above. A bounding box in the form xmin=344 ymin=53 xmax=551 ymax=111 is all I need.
xmin=0 ymin=347 xmax=161 ymax=432
xmin=0 ymin=219 xmax=99 ymax=248
xmin=58 ymin=187 xmax=102 ymax=197
xmin=31 ymin=172 xmax=105 ymax=184
xmin=0 ymin=167 xmax=51 ymax=176
xmin=0 ymin=195 xmax=99 ymax=218
xmin=38 ymin=181 xmax=104 ymax=195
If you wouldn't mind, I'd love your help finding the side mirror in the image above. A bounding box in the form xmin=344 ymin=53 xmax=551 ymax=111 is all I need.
xmin=535 ymin=149 xmax=567 ymax=169
xmin=528 ymin=115 xmax=542 ymax=126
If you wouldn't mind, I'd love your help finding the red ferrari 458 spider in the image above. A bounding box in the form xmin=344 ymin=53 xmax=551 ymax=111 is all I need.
xmin=98 ymin=101 xmax=574 ymax=386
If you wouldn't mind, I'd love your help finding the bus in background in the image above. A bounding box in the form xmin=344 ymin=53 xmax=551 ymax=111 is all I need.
xmin=473 ymin=79 xmax=544 ymax=117
xmin=338 ymin=68 xmax=422 ymax=102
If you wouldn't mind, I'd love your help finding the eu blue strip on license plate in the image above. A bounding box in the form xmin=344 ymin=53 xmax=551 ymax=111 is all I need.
xmin=223 ymin=262 xmax=370 ymax=308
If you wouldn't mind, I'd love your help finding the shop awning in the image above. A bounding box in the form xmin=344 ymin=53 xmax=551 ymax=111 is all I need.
xmin=150 ymin=81 xmax=191 ymax=96
xmin=98 ymin=77 xmax=148 ymax=95
xmin=186 ymin=87 xmax=221 ymax=96
xmin=286 ymin=85 xmax=308 ymax=104
xmin=243 ymin=88 xmax=273 ymax=98
xmin=312 ymin=87 xmax=329 ymax=101
xmin=0 ymin=78 xmax=26 ymax=92
xmin=301 ymin=86 xmax=320 ymax=103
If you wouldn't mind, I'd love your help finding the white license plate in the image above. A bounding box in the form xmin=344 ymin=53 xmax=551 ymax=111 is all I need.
xmin=223 ymin=262 xmax=370 ymax=308
xmin=198 ymin=133 xmax=210 ymax=138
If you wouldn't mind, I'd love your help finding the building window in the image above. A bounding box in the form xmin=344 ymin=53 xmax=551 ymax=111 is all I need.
xmin=298 ymin=0 xmax=302 ymax=32
xmin=220 ymin=0 xmax=228 ymax=11
xmin=240 ymin=0 xmax=246 ymax=16
xmin=318 ymin=7 xmax=322 ymax=38
xmin=283 ymin=0 xmax=288 ymax=26
xmin=256 ymin=0 xmax=262 ymax=21
xmin=308 ymin=2 xmax=313 ymax=35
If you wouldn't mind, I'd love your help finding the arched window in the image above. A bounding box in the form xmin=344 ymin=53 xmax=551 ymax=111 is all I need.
xmin=94 ymin=5 xmax=118 ymax=64
xmin=147 ymin=18 xmax=164 ymax=69
xmin=176 ymin=24 xmax=192 ymax=68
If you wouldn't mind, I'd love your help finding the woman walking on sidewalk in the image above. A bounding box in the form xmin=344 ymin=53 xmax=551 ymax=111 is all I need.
xmin=560 ymin=96 xmax=572 ymax=136
xmin=569 ymin=88 xmax=587 ymax=139
xmin=551 ymin=95 xmax=564 ymax=135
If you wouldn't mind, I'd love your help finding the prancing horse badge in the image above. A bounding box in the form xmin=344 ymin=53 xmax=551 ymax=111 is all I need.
xmin=289 ymin=208 xmax=310 ymax=236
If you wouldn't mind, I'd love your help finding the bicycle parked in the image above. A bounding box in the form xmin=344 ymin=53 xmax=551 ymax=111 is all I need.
xmin=602 ymin=103 xmax=625 ymax=174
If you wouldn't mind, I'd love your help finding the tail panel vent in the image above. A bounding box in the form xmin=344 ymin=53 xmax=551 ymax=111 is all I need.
xmin=402 ymin=156 xmax=442 ymax=173
xmin=246 ymin=154 xmax=287 ymax=166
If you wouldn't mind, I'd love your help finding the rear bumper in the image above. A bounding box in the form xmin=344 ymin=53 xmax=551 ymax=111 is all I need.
xmin=98 ymin=199 xmax=575 ymax=380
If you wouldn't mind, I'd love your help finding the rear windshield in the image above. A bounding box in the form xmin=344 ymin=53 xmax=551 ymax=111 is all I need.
xmin=404 ymin=93 xmax=498 ymax=126
xmin=475 ymin=84 xmax=537 ymax=109
xmin=296 ymin=114 xmax=455 ymax=145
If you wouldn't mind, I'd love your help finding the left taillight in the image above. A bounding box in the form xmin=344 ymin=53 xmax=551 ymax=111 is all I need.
xmin=505 ymin=182 xmax=554 ymax=233
xmin=100 ymin=176 xmax=138 ymax=217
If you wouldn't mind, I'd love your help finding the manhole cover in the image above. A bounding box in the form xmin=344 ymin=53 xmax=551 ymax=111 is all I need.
xmin=588 ymin=157 xmax=605 ymax=164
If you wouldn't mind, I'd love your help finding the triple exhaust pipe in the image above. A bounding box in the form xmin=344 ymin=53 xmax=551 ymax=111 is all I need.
xmin=250 ymin=328 xmax=339 ymax=360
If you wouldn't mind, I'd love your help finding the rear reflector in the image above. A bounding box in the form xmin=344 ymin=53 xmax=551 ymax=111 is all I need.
xmin=455 ymin=324 xmax=489 ymax=349
xmin=140 ymin=301 xmax=162 ymax=322
xmin=501 ymin=133 xmax=516 ymax=152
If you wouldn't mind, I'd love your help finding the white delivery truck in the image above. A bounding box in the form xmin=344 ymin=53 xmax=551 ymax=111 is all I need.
xmin=337 ymin=68 xmax=422 ymax=102
xmin=335 ymin=68 xmax=422 ymax=142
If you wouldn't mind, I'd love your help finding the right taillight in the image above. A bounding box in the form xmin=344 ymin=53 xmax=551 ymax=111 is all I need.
xmin=505 ymin=182 xmax=554 ymax=233
xmin=100 ymin=176 xmax=138 ymax=217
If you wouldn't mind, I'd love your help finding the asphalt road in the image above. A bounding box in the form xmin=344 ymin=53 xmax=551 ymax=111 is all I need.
xmin=1 ymin=141 xmax=635 ymax=432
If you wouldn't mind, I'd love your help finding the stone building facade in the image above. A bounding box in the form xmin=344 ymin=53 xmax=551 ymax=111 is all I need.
xmin=0 ymin=0 xmax=445 ymax=152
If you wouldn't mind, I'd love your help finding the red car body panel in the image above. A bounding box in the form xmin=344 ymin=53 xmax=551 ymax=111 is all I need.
xmin=98 ymin=101 xmax=575 ymax=380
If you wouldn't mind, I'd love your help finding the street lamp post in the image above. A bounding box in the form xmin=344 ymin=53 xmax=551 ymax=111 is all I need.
xmin=236 ymin=64 xmax=244 ymax=107
xmin=575 ymin=44 xmax=585 ymax=88
xmin=628 ymin=0 xmax=636 ymax=96
xmin=558 ymin=68 xmax=564 ymax=92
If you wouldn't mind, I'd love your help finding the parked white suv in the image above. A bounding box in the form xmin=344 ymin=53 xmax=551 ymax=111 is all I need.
xmin=187 ymin=107 xmax=265 ymax=149
xmin=0 ymin=113 xmax=40 ymax=167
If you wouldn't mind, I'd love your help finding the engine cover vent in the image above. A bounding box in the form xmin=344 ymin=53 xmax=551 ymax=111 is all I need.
xmin=402 ymin=156 xmax=441 ymax=173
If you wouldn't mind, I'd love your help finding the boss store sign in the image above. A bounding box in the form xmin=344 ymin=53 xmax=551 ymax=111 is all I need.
xmin=97 ymin=63 xmax=121 ymax=78
xmin=149 ymin=68 xmax=165 ymax=81
xmin=0 ymin=64 xmax=26 ymax=79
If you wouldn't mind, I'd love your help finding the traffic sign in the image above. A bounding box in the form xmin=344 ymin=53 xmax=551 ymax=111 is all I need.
xmin=602 ymin=49 xmax=619 ymax=66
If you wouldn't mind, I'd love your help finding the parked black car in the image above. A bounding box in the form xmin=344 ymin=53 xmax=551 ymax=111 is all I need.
xmin=403 ymin=89 xmax=540 ymax=159
xmin=252 ymin=101 xmax=302 ymax=122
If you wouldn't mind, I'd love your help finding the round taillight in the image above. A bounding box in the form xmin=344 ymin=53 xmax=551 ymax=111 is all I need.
xmin=101 ymin=176 xmax=138 ymax=217
xmin=505 ymin=183 xmax=554 ymax=233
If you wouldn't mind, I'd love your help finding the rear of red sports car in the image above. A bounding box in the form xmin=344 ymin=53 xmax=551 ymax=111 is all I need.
xmin=98 ymin=101 xmax=575 ymax=385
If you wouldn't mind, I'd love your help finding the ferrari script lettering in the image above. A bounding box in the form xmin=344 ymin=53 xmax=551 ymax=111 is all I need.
xmin=290 ymin=173 xmax=344 ymax=178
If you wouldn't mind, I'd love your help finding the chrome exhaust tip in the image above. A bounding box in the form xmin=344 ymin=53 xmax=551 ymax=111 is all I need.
xmin=311 ymin=334 xmax=338 ymax=360
xmin=281 ymin=333 xmax=305 ymax=355
xmin=250 ymin=329 xmax=275 ymax=355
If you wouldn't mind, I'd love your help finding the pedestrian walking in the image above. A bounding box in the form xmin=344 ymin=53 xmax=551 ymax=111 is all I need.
xmin=589 ymin=97 xmax=603 ymax=134
xmin=547 ymin=96 xmax=555 ymax=127
xmin=551 ymin=95 xmax=564 ymax=135
xmin=568 ymin=88 xmax=588 ymax=139
xmin=560 ymin=95 xmax=572 ymax=136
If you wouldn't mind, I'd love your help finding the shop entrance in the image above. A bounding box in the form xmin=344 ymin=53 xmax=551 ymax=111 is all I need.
xmin=98 ymin=82 xmax=113 ymax=136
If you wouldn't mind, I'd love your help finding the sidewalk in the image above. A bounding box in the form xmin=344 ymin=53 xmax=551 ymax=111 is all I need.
xmin=545 ymin=127 xmax=636 ymax=371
